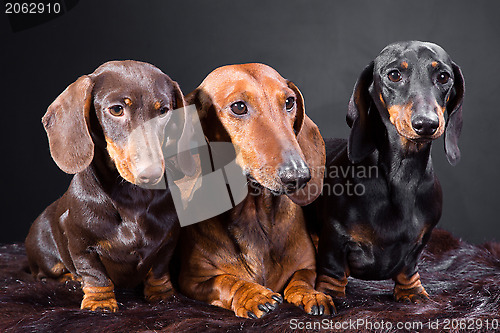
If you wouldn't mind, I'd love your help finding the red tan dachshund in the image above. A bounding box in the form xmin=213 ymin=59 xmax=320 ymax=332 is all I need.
xmin=26 ymin=60 xmax=194 ymax=312
xmin=178 ymin=63 xmax=334 ymax=318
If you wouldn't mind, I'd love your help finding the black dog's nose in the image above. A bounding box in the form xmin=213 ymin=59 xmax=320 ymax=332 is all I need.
xmin=278 ymin=160 xmax=311 ymax=192
xmin=411 ymin=114 xmax=439 ymax=136
xmin=137 ymin=165 xmax=163 ymax=184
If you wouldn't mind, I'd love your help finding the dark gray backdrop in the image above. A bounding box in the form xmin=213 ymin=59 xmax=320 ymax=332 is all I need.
xmin=1 ymin=0 xmax=499 ymax=244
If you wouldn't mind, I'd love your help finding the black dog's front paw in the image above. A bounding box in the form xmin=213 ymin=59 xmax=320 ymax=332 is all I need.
xmin=393 ymin=272 xmax=429 ymax=303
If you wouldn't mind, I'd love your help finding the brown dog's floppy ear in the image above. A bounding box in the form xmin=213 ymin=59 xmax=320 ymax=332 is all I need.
xmin=172 ymin=80 xmax=196 ymax=176
xmin=347 ymin=62 xmax=376 ymax=164
xmin=285 ymin=81 xmax=326 ymax=206
xmin=42 ymin=75 xmax=94 ymax=174
xmin=444 ymin=62 xmax=464 ymax=166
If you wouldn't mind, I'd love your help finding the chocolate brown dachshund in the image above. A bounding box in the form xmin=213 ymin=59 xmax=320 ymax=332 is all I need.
xmin=26 ymin=60 xmax=194 ymax=312
xmin=178 ymin=63 xmax=334 ymax=318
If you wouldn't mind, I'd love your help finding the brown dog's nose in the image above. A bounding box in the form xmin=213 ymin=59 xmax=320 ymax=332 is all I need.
xmin=278 ymin=159 xmax=311 ymax=192
xmin=137 ymin=165 xmax=164 ymax=185
xmin=411 ymin=114 xmax=439 ymax=136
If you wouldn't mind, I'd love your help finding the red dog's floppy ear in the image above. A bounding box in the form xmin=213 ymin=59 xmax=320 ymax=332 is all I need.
xmin=286 ymin=81 xmax=326 ymax=206
xmin=287 ymin=81 xmax=305 ymax=135
xmin=444 ymin=62 xmax=465 ymax=166
xmin=42 ymin=75 xmax=94 ymax=174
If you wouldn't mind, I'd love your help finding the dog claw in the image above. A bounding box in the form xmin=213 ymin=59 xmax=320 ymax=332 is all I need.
xmin=285 ymin=286 xmax=336 ymax=315
xmin=247 ymin=311 xmax=258 ymax=319
xmin=257 ymin=304 xmax=269 ymax=313
xmin=272 ymin=294 xmax=283 ymax=303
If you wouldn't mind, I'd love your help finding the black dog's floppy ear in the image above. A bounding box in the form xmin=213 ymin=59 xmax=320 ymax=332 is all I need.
xmin=42 ymin=75 xmax=94 ymax=174
xmin=287 ymin=80 xmax=305 ymax=135
xmin=172 ymin=80 xmax=196 ymax=176
xmin=444 ymin=62 xmax=465 ymax=166
xmin=347 ymin=62 xmax=376 ymax=163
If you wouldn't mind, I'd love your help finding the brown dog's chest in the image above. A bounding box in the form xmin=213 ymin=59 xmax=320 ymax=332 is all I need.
xmin=93 ymin=195 xmax=178 ymax=286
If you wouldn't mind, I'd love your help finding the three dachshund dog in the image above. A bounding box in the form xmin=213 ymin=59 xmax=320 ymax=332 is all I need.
xmin=27 ymin=41 xmax=464 ymax=317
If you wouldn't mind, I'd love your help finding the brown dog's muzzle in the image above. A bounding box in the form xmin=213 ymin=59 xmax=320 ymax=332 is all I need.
xmin=106 ymin=121 xmax=166 ymax=186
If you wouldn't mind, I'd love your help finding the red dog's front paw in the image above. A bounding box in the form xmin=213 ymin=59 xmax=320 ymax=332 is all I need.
xmin=285 ymin=283 xmax=335 ymax=315
xmin=231 ymin=282 xmax=282 ymax=319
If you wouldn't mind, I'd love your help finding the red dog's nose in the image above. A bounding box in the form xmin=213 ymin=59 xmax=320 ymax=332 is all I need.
xmin=278 ymin=159 xmax=311 ymax=191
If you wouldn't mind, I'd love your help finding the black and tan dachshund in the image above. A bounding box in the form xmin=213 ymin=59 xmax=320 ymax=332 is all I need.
xmin=26 ymin=60 xmax=194 ymax=312
xmin=306 ymin=41 xmax=464 ymax=307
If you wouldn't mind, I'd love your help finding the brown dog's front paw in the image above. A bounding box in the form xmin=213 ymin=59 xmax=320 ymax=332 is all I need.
xmin=81 ymin=285 xmax=118 ymax=312
xmin=144 ymin=271 xmax=174 ymax=302
xmin=232 ymin=283 xmax=282 ymax=319
xmin=393 ymin=272 xmax=429 ymax=303
xmin=285 ymin=284 xmax=335 ymax=315
xmin=57 ymin=272 xmax=76 ymax=283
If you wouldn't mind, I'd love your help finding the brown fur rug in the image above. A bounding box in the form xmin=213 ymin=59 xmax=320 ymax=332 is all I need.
xmin=0 ymin=229 xmax=499 ymax=333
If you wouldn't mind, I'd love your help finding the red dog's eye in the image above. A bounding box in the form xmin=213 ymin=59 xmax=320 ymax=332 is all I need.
xmin=388 ymin=70 xmax=402 ymax=82
xmin=285 ymin=97 xmax=295 ymax=111
xmin=437 ymin=72 xmax=450 ymax=84
xmin=108 ymin=105 xmax=124 ymax=117
xmin=230 ymin=101 xmax=248 ymax=115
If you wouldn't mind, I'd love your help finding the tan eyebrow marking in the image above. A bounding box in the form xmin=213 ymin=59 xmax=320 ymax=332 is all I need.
xmin=379 ymin=93 xmax=385 ymax=106
xmin=124 ymin=98 xmax=132 ymax=106
xmin=401 ymin=61 xmax=408 ymax=69
xmin=431 ymin=61 xmax=438 ymax=68
xmin=154 ymin=101 xmax=162 ymax=110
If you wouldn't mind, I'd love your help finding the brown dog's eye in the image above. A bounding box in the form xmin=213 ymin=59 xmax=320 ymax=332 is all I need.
xmin=285 ymin=97 xmax=295 ymax=111
xmin=437 ymin=72 xmax=450 ymax=84
xmin=108 ymin=105 xmax=124 ymax=117
xmin=388 ymin=70 xmax=402 ymax=82
xmin=230 ymin=101 xmax=248 ymax=115
xmin=159 ymin=107 xmax=169 ymax=115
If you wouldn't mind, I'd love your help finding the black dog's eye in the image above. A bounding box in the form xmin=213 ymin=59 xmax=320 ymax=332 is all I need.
xmin=108 ymin=105 xmax=124 ymax=117
xmin=230 ymin=101 xmax=248 ymax=115
xmin=285 ymin=97 xmax=295 ymax=111
xmin=437 ymin=72 xmax=451 ymax=84
xmin=388 ymin=70 xmax=402 ymax=82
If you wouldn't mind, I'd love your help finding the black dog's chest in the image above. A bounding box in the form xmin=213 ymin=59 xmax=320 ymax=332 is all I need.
xmin=321 ymin=155 xmax=441 ymax=280
xmin=343 ymin=218 xmax=427 ymax=280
